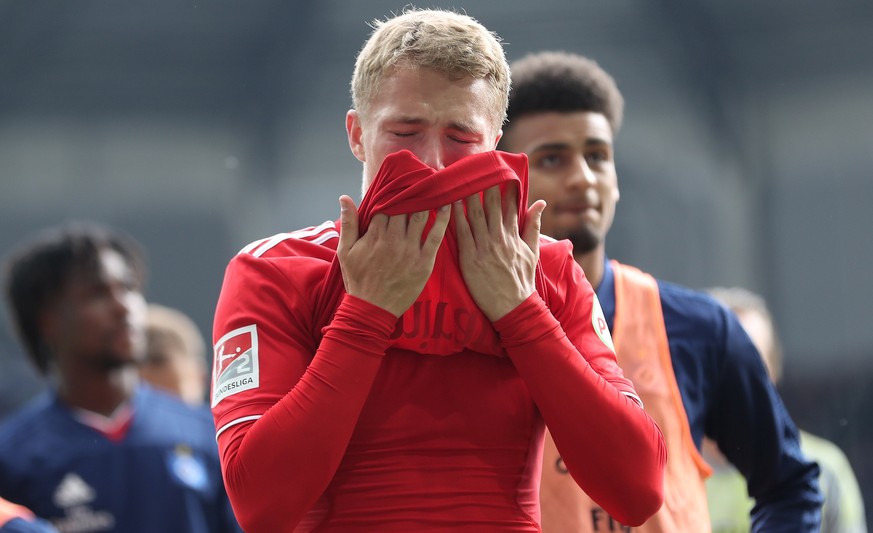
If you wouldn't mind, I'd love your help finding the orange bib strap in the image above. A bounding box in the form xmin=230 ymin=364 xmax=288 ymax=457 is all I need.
xmin=612 ymin=260 xmax=711 ymax=479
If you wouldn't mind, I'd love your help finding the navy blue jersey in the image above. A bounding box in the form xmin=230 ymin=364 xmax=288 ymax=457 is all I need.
xmin=597 ymin=259 xmax=822 ymax=530
xmin=0 ymin=385 xmax=241 ymax=533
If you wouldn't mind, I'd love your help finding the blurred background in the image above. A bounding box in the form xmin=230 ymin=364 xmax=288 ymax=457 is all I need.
xmin=1 ymin=0 xmax=871 ymax=518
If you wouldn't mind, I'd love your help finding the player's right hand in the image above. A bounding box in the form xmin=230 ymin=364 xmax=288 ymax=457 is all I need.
xmin=336 ymin=195 xmax=450 ymax=317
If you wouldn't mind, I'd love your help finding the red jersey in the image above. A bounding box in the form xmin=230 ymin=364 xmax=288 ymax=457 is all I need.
xmin=211 ymin=151 xmax=665 ymax=532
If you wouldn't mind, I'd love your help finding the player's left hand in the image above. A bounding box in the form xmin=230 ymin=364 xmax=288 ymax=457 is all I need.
xmin=453 ymin=184 xmax=547 ymax=321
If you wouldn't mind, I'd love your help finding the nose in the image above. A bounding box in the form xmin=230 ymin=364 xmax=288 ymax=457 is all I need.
xmin=108 ymin=283 xmax=134 ymax=317
xmin=417 ymin=139 xmax=446 ymax=171
xmin=567 ymin=155 xmax=597 ymax=187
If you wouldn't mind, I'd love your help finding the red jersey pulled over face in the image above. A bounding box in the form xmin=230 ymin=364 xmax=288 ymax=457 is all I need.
xmin=211 ymin=151 xmax=665 ymax=532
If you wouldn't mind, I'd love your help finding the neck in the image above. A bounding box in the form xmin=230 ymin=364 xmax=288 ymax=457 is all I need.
xmin=574 ymin=245 xmax=607 ymax=291
xmin=56 ymin=365 xmax=139 ymax=417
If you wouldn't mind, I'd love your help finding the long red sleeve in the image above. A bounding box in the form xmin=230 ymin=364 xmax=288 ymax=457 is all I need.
xmin=495 ymin=294 xmax=667 ymax=526
xmin=217 ymin=295 xmax=396 ymax=532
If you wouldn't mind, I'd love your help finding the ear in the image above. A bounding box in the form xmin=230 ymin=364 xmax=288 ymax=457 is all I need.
xmin=346 ymin=110 xmax=366 ymax=162
xmin=493 ymin=128 xmax=503 ymax=149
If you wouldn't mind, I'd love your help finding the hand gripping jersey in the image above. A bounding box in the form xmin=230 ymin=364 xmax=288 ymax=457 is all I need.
xmin=311 ymin=149 xmax=549 ymax=357
xmin=211 ymin=150 xmax=666 ymax=532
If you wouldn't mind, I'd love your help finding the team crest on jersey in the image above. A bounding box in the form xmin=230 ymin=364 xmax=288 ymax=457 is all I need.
xmin=212 ymin=324 xmax=260 ymax=407
xmin=591 ymin=294 xmax=616 ymax=352
xmin=167 ymin=444 xmax=208 ymax=491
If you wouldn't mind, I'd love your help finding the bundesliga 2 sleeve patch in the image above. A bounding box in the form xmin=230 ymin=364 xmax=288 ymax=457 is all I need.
xmin=212 ymin=324 xmax=260 ymax=407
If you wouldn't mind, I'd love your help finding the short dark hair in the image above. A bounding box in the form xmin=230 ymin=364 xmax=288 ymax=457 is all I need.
xmin=504 ymin=51 xmax=624 ymax=135
xmin=2 ymin=222 xmax=146 ymax=374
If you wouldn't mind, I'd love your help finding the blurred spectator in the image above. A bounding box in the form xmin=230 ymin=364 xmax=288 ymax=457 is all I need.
xmin=141 ymin=303 xmax=208 ymax=406
xmin=0 ymin=222 xmax=241 ymax=532
xmin=706 ymin=286 xmax=867 ymax=533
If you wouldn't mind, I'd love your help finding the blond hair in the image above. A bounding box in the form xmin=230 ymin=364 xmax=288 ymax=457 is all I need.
xmin=351 ymin=8 xmax=510 ymax=127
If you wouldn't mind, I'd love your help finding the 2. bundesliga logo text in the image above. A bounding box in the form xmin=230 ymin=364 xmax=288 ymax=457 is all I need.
xmin=212 ymin=325 xmax=260 ymax=407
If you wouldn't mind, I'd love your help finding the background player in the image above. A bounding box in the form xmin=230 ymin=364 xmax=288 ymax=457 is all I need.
xmin=0 ymin=222 xmax=241 ymax=532
xmin=499 ymin=50 xmax=821 ymax=531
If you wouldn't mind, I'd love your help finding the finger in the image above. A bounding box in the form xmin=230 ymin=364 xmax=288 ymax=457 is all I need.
xmin=386 ymin=212 xmax=408 ymax=237
xmin=453 ymin=200 xmax=474 ymax=248
xmin=502 ymin=183 xmax=520 ymax=234
xmin=464 ymin=192 xmax=487 ymax=239
xmin=421 ymin=205 xmax=450 ymax=258
xmin=407 ymin=209 xmax=430 ymax=240
xmin=522 ymin=200 xmax=547 ymax=254
xmin=483 ymin=185 xmax=503 ymax=233
xmin=337 ymin=195 xmax=359 ymax=255
xmin=368 ymin=213 xmax=389 ymax=238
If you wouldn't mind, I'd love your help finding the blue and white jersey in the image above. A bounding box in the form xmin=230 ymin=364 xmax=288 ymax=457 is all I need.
xmin=0 ymin=385 xmax=241 ymax=533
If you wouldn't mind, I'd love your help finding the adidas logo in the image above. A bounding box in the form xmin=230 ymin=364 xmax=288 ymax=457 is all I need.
xmin=53 ymin=473 xmax=96 ymax=508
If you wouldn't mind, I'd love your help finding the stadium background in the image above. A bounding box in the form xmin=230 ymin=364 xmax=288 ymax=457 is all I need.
xmin=1 ymin=0 xmax=871 ymax=519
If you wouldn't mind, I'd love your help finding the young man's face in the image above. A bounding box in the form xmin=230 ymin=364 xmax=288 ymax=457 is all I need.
xmin=346 ymin=66 xmax=502 ymax=191
xmin=501 ymin=111 xmax=619 ymax=255
xmin=44 ymin=247 xmax=147 ymax=372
